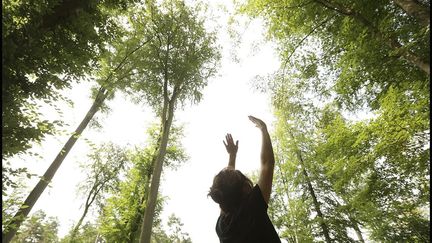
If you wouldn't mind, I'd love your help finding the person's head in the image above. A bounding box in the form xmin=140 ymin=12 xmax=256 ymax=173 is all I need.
xmin=208 ymin=167 xmax=253 ymax=214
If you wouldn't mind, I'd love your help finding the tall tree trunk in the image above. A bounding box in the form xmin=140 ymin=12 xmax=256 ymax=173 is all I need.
xmin=392 ymin=0 xmax=430 ymax=27
xmin=314 ymin=0 xmax=430 ymax=75
xmin=139 ymin=95 xmax=176 ymax=243
xmin=129 ymin=170 xmax=153 ymax=243
xmin=2 ymin=87 xmax=108 ymax=243
xmin=288 ymin=132 xmax=332 ymax=243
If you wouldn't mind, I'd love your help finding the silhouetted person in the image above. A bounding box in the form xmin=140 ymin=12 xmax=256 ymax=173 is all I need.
xmin=209 ymin=116 xmax=281 ymax=243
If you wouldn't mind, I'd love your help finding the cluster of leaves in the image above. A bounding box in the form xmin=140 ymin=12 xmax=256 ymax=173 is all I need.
xmin=96 ymin=123 xmax=188 ymax=242
xmin=100 ymin=0 xmax=221 ymax=112
xmin=152 ymin=214 xmax=193 ymax=243
xmin=2 ymin=0 xmax=135 ymax=159
xmin=1 ymin=0 xmax=139 ymax=207
xmin=267 ymin=82 xmax=429 ymax=242
xmin=238 ymin=0 xmax=429 ymax=110
xmin=237 ymin=0 xmax=429 ymax=242
xmin=60 ymin=222 xmax=100 ymax=243
xmin=11 ymin=210 xmax=60 ymax=243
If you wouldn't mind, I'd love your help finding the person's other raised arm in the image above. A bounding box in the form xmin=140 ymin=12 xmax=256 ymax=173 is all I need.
xmin=223 ymin=133 xmax=238 ymax=169
xmin=249 ymin=116 xmax=275 ymax=204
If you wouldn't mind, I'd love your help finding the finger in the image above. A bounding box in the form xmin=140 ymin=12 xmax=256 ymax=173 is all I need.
xmin=236 ymin=140 xmax=239 ymax=147
xmin=223 ymin=140 xmax=227 ymax=147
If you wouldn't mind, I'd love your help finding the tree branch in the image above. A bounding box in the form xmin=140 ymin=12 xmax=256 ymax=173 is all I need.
xmin=392 ymin=0 xmax=430 ymax=27
xmin=312 ymin=0 xmax=430 ymax=75
xmin=282 ymin=13 xmax=337 ymax=77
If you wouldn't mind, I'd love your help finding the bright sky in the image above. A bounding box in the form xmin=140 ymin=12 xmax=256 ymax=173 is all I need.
xmin=10 ymin=1 xmax=282 ymax=242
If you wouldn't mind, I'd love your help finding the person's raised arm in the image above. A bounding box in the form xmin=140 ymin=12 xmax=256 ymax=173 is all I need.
xmin=223 ymin=133 xmax=239 ymax=169
xmin=248 ymin=116 xmax=275 ymax=204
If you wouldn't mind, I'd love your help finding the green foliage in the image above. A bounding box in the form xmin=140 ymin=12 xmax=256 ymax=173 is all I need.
xmin=97 ymin=147 xmax=155 ymax=242
xmin=2 ymin=179 xmax=28 ymax=235
xmin=267 ymin=79 xmax=429 ymax=241
xmin=238 ymin=0 xmax=429 ymax=110
xmin=146 ymin=123 xmax=189 ymax=170
xmin=77 ymin=142 xmax=129 ymax=208
xmin=96 ymin=124 xmax=188 ymax=242
xmin=316 ymin=88 xmax=430 ymax=242
xmin=107 ymin=0 xmax=221 ymax=112
xmin=11 ymin=210 xmax=59 ymax=243
xmin=238 ymin=1 xmax=430 ymax=241
xmin=2 ymin=0 xmax=136 ymax=158
xmin=60 ymin=222 xmax=99 ymax=243
xmin=67 ymin=142 xmax=129 ymax=242
xmin=152 ymin=214 xmax=192 ymax=243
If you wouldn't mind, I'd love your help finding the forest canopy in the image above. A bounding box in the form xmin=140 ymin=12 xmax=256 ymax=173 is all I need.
xmin=2 ymin=0 xmax=430 ymax=242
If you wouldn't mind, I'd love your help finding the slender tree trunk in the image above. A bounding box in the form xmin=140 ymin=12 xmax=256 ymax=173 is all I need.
xmin=287 ymin=131 xmax=332 ymax=243
xmin=129 ymin=171 xmax=153 ymax=243
xmin=70 ymin=203 xmax=90 ymax=242
xmin=298 ymin=158 xmax=332 ymax=243
xmin=70 ymin=184 xmax=100 ymax=242
xmin=139 ymin=97 xmax=176 ymax=243
xmin=313 ymin=0 xmax=430 ymax=75
xmin=392 ymin=0 xmax=430 ymax=27
xmin=2 ymin=87 xmax=108 ymax=243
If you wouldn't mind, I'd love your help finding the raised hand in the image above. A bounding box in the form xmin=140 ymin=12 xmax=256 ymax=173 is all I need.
xmin=249 ymin=115 xmax=274 ymax=204
xmin=248 ymin=115 xmax=267 ymax=131
xmin=223 ymin=133 xmax=239 ymax=155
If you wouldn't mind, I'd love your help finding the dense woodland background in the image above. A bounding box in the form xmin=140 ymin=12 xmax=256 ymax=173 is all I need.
xmin=2 ymin=0 xmax=430 ymax=242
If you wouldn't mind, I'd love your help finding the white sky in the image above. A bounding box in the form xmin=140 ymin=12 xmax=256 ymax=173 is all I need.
xmin=8 ymin=1 xmax=283 ymax=242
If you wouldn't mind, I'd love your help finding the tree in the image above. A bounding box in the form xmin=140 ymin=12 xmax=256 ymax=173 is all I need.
xmin=267 ymin=74 xmax=429 ymax=241
xmin=2 ymin=0 xmax=134 ymax=159
xmin=11 ymin=210 xmax=59 ymax=243
xmin=60 ymin=222 xmax=99 ymax=243
xmin=315 ymin=90 xmax=429 ymax=242
xmin=392 ymin=0 xmax=430 ymax=27
xmin=69 ymin=143 xmax=129 ymax=242
xmin=110 ymin=1 xmax=220 ymax=242
xmin=2 ymin=10 xmax=155 ymax=240
xmin=271 ymin=108 xmax=335 ymax=242
xmin=238 ymin=1 xmax=429 ymax=241
xmin=238 ymin=0 xmax=429 ymax=111
xmin=152 ymin=214 xmax=192 ymax=243
xmin=97 ymin=124 xmax=188 ymax=243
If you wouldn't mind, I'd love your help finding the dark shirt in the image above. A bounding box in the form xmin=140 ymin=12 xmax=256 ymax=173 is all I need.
xmin=215 ymin=184 xmax=281 ymax=243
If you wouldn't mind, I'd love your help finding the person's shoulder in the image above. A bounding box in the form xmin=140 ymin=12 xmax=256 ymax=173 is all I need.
xmin=252 ymin=184 xmax=268 ymax=205
xmin=249 ymin=184 xmax=268 ymax=209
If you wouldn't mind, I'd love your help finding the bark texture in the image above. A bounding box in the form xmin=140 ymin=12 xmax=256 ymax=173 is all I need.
xmin=393 ymin=0 xmax=430 ymax=27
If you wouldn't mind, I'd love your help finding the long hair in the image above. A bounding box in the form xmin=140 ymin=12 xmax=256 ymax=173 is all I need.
xmin=208 ymin=168 xmax=253 ymax=214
